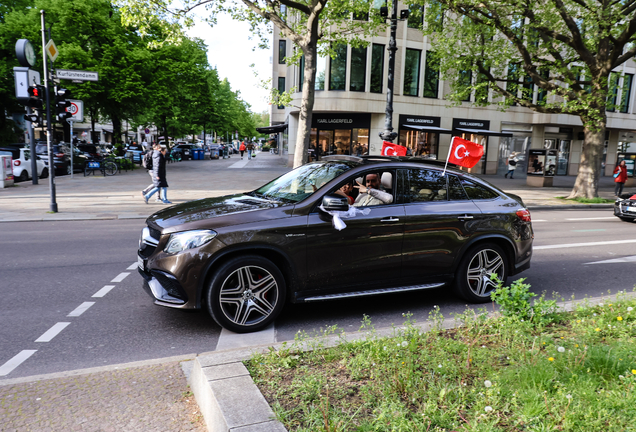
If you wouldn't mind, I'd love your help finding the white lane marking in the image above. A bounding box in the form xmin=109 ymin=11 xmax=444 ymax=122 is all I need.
xmin=532 ymin=219 xmax=548 ymax=222
xmin=67 ymin=302 xmax=95 ymax=317
xmin=215 ymin=323 xmax=275 ymax=351
xmin=565 ymin=217 xmax=617 ymax=221
xmin=584 ymin=255 xmax=636 ymax=265
xmin=35 ymin=322 xmax=71 ymax=343
xmin=111 ymin=272 xmax=130 ymax=283
xmin=228 ymin=160 xmax=249 ymax=169
xmin=0 ymin=350 xmax=38 ymax=377
xmin=127 ymin=263 xmax=138 ymax=270
xmin=534 ymin=239 xmax=636 ymax=250
xmin=92 ymin=285 xmax=115 ymax=298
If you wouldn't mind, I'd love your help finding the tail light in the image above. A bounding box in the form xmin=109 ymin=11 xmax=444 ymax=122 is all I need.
xmin=516 ymin=208 xmax=531 ymax=222
xmin=14 ymin=160 xmax=20 ymax=166
xmin=55 ymin=153 xmax=65 ymax=157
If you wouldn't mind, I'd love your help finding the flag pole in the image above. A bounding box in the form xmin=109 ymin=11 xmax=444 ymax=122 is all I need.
xmin=442 ymin=136 xmax=456 ymax=176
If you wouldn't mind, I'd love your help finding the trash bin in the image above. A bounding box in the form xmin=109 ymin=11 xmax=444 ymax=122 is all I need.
xmin=0 ymin=155 xmax=14 ymax=188
xmin=222 ymin=146 xmax=229 ymax=159
xmin=196 ymin=149 xmax=203 ymax=160
xmin=210 ymin=149 xmax=219 ymax=159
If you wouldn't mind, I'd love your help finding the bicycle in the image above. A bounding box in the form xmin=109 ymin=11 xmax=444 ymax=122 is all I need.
xmin=102 ymin=158 xmax=119 ymax=176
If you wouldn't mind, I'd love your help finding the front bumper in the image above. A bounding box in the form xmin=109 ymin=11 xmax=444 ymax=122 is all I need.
xmin=137 ymin=261 xmax=190 ymax=308
xmin=614 ymin=201 xmax=636 ymax=219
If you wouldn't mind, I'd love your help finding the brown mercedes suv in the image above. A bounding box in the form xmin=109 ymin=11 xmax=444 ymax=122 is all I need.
xmin=138 ymin=155 xmax=533 ymax=333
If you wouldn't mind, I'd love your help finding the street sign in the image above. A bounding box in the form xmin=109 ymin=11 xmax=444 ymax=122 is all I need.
xmin=56 ymin=69 xmax=99 ymax=82
xmin=67 ymin=99 xmax=84 ymax=122
xmin=145 ymin=128 xmax=150 ymax=134
xmin=45 ymin=39 xmax=58 ymax=62
xmin=14 ymin=68 xmax=41 ymax=102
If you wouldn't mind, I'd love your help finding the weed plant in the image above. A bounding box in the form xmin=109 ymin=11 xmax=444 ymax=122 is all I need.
xmin=246 ymin=283 xmax=636 ymax=431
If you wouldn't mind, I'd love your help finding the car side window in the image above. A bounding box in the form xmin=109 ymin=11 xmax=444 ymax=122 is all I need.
xmin=351 ymin=170 xmax=395 ymax=208
xmin=448 ymin=175 xmax=469 ymax=200
xmin=460 ymin=179 xmax=499 ymax=200
xmin=407 ymin=169 xmax=447 ymax=203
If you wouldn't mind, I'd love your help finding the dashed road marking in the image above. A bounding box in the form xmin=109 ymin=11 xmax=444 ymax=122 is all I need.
xmin=111 ymin=272 xmax=130 ymax=283
xmin=532 ymin=219 xmax=548 ymax=222
xmin=0 ymin=350 xmax=37 ymax=376
xmin=127 ymin=262 xmax=138 ymax=270
xmin=35 ymin=322 xmax=71 ymax=343
xmin=585 ymin=255 xmax=636 ymax=265
xmin=67 ymin=302 xmax=95 ymax=317
xmin=534 ymin=239 xmax=636 ymax=250
xmin=92 ymin=285 xmax=115 ymax=298
xmin=565 ymin=217 xmax=616 ymax=221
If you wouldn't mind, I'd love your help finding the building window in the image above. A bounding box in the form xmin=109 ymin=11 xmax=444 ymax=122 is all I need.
xmin=316 ymin=55 xmax=326 ymax=90
xmin=537 ymin=69 xmax=549 ymax=105
xmin=458 ymin=69 xmax=472 ymax=101
xmin=278 ymin=40 xmax=286 ymax=64
xmin=506 ymin=62 xmax=520 ymax=104
xmin=353 ymin=11 xmax=368 ymax=20
xmin=423 ymin=51 xmax=438 ymax=98
xmin=398 ymin=130 xmax=438 ymax=158
xmin=329 ymin=44 xmax=347 ymax=91
xmin=403 ymin=48 xmax=421 ymax=96
xmin=620 ymin=74 xmax=634 ymax=113
xmin=474 ymin=71 xmax=489 ymax=104
xmin=407 ymin=5 xmax=423 ymax=29
xmin=370 ymin=44 xmax=384 ymax=93
xmin=350 ymin=46 xmax=367 ymax=92
xmin=280 ymin=4 xmax=287 ymax=19
xmin=426 ymin=0 xmax=444 ymax=32
xmin=277 ymin=77 xmax=285 ymax=109
xmin=608 ymin=72 xmax=620 ymax=111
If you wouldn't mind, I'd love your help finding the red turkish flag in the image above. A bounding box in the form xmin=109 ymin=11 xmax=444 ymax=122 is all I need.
xmin=447 ymin=136 xmax=484 ymax=168
xmin=381 ymin=141 xmax=407 ymax=156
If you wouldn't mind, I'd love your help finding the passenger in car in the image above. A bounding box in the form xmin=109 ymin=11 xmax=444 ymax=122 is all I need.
xmin=353 ymin=172 xmax=393 ymax=207
xmin=335 ymin=182 xmax=355 ymax=205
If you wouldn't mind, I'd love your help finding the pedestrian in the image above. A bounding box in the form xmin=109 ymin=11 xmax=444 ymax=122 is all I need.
xmin=141 ymin=143 xmax=157 ymax=198
xmin=247 ymin=141 xmax=255 ymax=160
xmin=505 ymin=153 xmax=519 ymax=178
xmin=143 ymin=145 xmax=172 ymax=204
xmin=239 ymin=141 xmax=246 ymax=160
xmin=614 ymin=160 xmax=628 ymax=196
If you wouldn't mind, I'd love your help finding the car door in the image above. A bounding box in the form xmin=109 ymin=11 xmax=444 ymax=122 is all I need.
xmin=401 ymin=169 xmax=483 ymax=285
xmin=304 ymin=169 xmax=405 ymax=295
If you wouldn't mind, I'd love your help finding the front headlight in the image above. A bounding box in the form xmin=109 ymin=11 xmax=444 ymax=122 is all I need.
xmin=164 ymin=230 xmax=217 ymax=254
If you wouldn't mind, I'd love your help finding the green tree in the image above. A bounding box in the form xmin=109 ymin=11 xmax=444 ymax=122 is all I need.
xmin=419 ymin=0 xmax=636 ymax=198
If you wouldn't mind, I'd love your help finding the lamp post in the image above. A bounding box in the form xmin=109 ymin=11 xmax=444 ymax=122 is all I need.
xmin=377 ymin=1 xmax=409 ymax=144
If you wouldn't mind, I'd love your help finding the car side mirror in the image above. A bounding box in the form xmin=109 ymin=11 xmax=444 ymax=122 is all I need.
xmin=321 ymin=194 xmax=349 ymax=212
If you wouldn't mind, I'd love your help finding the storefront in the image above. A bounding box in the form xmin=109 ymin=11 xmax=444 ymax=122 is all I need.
xmin=452 ymin=119 xmax=496 ymax=174
xmin=498 ymin=124 xmax=533 ymax=179
xmin=544 ymin=127 xmax=573 ymax=175
xmin=398 ymin=115 xmax=444 ymax=158
xmin=310 ymin=113 xmax=371 ymax=158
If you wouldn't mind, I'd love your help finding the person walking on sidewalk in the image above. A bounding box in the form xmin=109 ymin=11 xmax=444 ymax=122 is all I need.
xmin=247 ymin=141 xmax=255 ymax=160
xmin=505 ymin=153 xmax=519 ymax=179
xmin=614 ymin=160 xmax=628 ymax=196
xmin=141 ymin=143 xmax=157 ymax=198
xmin=239 ymin=141 xmax=246 ymax=160
xmin=143 ymin=145 xmax=172 ymax=204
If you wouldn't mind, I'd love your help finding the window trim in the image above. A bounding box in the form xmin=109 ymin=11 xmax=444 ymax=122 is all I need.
xmin=278 ymin=39 xmax=286 ymax=64
xmin=349 ymin=46 xmax=367 ymax=92
xmin=277 ymin=77 xmax=285 ymax=109
xmin=404 ymin=48 xmax=422 ymax=97
xmin=370 ymin=43 xmax=385 ymax=94
xmin=329 ymin=44 xmax=348 ymax=91
xmin=423 ymin=50 xmax=439 ymax=98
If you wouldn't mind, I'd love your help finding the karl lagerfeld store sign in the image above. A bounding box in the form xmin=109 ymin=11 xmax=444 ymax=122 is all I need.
xmin=399 ymin=115 xmax=441 ymax=128
xmin=452 ymin=118 xmax=490 ymax=130
xmin=311 ymin=113 xmax=371 ymax=129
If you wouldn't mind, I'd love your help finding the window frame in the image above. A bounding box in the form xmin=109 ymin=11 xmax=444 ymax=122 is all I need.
xmin=329 ymin=44 xmax=348 ymax=91
xmin=422 ymin=50 xmax=439 ymax=98
xmin=370 ymin=44 xmax=385 ymax=94
xmin=404 ymin=48 xmax=422 ymax=97
xmin=349 ymin=46 xmax=367 ymax=92
xmin=278 ymin=39 xmax=286 ymax=64
xmin=277 ymin=77 xmax=285 ymax=109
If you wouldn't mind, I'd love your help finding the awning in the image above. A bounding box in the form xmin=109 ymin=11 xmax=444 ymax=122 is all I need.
xmin=455 ymin=128 xmax=513 ymax=137
xmin=256 ymin=124 xmax=288 ymax=133
xmin=401 ymin=124 xmax=453 ymax=134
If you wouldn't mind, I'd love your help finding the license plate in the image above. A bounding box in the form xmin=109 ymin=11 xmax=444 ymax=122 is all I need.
xmin=138 ymin=255 xmax=145 ymax=270
xmin=627 ymin=206 xmax=636 ymax=212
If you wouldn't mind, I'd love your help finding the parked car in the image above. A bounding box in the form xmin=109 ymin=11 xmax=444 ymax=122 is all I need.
xmin=171 ymin=144 xmax=197 ymax=160
xmin=614 ymin=193 xmax=636 ymax=222
xmin=125 ymin=144 xmax=145 ymax=164
xmin=137 ymin=155 xmax=534 ymax=333
xmin=35 ymin=142 xmax=84 ymax=175
xmin=0 ymin=146 xmax=48 ymax=181
xmin=76 ymin=144 xmax=101 ymax=158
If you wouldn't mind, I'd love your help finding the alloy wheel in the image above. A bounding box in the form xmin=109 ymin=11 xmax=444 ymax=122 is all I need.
xmin=218 ymin=265 xmax=278 ymax=327
xmin=466 ymin=248 xmax=504 ymax=297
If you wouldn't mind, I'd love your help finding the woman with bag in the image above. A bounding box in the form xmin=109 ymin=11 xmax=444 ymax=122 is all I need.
xmin=614 ymin=160 xmax=628 ymax=196
xmin=239 ymin=141 xmax=246 ymax=160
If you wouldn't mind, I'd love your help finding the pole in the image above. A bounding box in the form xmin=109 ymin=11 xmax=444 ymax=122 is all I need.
xmin=442 ymin=136 xmax=456 ymax=176
xmin=41 ymin=10 xmax=57 ymax=212
xmin=69 ymin=120 xmax=74 ymax=179
xmin=27 ymin=106 xmax=38 ymax=185
xmin=379 ymin=0 xmax=399 ymax=143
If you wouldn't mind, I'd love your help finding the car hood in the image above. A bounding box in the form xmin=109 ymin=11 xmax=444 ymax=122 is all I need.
xmin=147 ymin=193 xmax=292 ymax=234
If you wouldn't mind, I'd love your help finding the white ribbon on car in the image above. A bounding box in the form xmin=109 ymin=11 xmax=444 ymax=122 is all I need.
xmin=318 ymin=205 xmax=370 ymax=231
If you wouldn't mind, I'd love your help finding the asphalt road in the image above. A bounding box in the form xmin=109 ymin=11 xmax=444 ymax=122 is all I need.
xmin=0 ymin=208 xmax=634 ymax=379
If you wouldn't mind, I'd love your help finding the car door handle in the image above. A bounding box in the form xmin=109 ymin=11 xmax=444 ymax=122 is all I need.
xmin=458 ymin=214 xmax=474 ymax=221
xmin=380 ymin=217 xmax=400 ymax=223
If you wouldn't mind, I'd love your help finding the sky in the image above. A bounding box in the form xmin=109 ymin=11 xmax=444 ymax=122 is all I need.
xmin=186 ymin=12 xmax=272 ymax=114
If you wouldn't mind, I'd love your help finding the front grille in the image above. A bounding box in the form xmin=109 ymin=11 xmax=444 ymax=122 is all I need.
xmin=149 ymin=226 xmax=161 ymax=241
xmin=151 ymin=270 xmax=188 ymax=301
xmin=139 ymin=245 xmax=156 ymax=258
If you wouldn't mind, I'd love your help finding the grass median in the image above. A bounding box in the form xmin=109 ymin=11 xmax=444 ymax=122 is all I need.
xmin=246 ymin=281 xmax=636 ymax=431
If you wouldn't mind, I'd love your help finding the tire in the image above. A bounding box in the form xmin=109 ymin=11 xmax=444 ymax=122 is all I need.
xmin=40 ymin=168 xmax=48 ymax=179
xmin=66 ymin=163 xmax=72 ymax=175
xmin=206 ymin=255 xmax=286 ymax=333
xmin=18 ymin=170 xmax=28 ymax=182
xmin=454 ymin=243 xmax=508 ymax=303
xmin=103 ymin=161 xmax=118 ymax=176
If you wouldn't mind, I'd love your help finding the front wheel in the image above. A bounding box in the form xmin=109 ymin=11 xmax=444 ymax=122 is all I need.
xmin=40 ymin=168 xmax=48 ymax=179
xmin=206 ymin=255 xmax=286 ymax=333
xmin=455 ymin=243 xmax=508 ymax=303
xmin=103 ymin=161 xmax=118 ymax=176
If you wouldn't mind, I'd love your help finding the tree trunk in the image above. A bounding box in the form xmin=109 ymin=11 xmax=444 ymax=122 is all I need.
xmin=567 ymin=117 xmax=606 ymax=199
xmin=112 ymin=113 xmax=121 ymax=145
xmin=90 ymin=107 xmax=96 ymax=144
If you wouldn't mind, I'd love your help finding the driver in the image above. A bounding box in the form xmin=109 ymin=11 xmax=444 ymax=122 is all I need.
xmin=353 ymin=173 xmax=393 ymax=207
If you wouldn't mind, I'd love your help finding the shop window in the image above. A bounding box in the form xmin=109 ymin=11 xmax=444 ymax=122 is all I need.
xmin=407 ymin=169 xmax=447 ymax=203
xmin=277 ymin=77 xmax=285 ymax=109
xmin=352 ymin=128 xmax=369 ymax=155
xmin=404 ymin=48 xmax=421 ymax=96
xmin=423 ymin=51 xmax=438 ymax=98
xmin=407 ymin=5 xmax=423 ymax=29
xmin=316 ymin=55 xmax=326 ymax=90
xmin=350 ymin=46 xmax=367 ymax=92
xmin=398 ymin=129 xmax=438 ymax=158
xmin=370 ymin=44 xmax=384 ymax=93
xmin=329 ymin=44 xmax=347 ymax=91
xmin=620 ymin=74 xmax=634 ymax=114
xmin=278 ymin=40 xmax=286 ymax=64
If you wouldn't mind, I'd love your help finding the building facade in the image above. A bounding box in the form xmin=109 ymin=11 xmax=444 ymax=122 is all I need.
xmin=269 ymin=6 xmax=636 ymax=179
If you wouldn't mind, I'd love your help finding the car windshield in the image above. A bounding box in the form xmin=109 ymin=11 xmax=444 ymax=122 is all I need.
xmin=253 ymin=161 xmax=355 ymax=203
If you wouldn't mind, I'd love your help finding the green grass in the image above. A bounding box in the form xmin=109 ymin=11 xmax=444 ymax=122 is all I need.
xmin=246 ymin=292 xmax=636 ymax=431
xmin=555 ymin=196 xmax=616 ymax=204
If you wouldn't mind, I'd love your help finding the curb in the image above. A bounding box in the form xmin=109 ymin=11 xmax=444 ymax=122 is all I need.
xmin=190 ymin=291 xmax=636 ymax=432
xmin=526 ymin=203 xmax=615 ymax=210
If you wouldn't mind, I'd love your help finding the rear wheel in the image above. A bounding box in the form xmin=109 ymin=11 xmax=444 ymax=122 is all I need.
xmin=66 ymin=163 xmax=72 ymax=175
xmin=103 ymin=161 xmax=118 ymax=176
xmin=206 ymin=255 xmax=286 ymax=333
xmin=455 ymin=243 xmax=508 ymax=303
xmin=18 ymin=170 xmax=28 ymax=182
xmin=40 ymin=168 xmax=48 ymax=179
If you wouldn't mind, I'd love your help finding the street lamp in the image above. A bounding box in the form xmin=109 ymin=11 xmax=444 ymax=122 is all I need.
xmin=375 ymin=0 xmax=409 ymax=143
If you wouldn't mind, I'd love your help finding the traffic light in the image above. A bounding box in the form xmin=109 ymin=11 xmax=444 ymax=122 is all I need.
xmin=55 ymin=87 xmax=72 ymax=122
xmin=26 ymin=84 xmax=44 ymax=110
